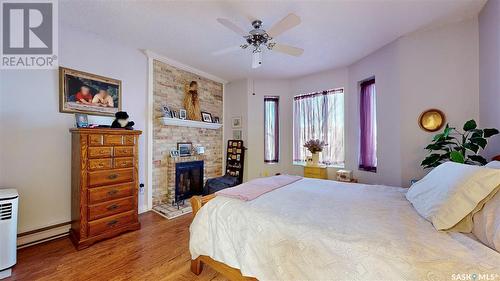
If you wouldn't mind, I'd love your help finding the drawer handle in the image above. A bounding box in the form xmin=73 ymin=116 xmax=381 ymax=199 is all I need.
xmin=100 ymin=150 xmax=107 ymax=154
xmin=107 ymin=189 xmax=118 ymax=196
xmin=108 ymin=174 xmax=118 ymax=179
xmin=107 ymin=220 xmax=118 ymax=227
xmin=107 ymin=204 xmax=119 ymax=211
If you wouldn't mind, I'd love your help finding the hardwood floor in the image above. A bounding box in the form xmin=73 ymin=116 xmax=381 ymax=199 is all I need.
xmin=7 ymin=211 xmax=229 ymax=281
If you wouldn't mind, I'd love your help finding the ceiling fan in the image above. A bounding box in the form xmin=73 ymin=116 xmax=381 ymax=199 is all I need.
xmin=214 ymin=13 xmax=304 ymax=68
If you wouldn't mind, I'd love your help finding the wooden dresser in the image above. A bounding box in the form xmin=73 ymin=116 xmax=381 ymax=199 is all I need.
xmin=69 ymin=128 xmax=142 ymax=250
xmin=304 ymin=166 xmax=328 ymax=179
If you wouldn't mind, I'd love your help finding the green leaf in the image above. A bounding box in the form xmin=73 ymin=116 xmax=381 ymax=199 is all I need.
xmin=450 ymin=151 xmax=465 ymax=163
xmin=443 ymin=126 xmax=453 ymax=138
xmin=425 ymin=143 xmax=444 ymax=150
xmin=421 ymin=154 xmax=441 ymax=167
xmin=483 ymin=128 xmax=499 ymax=138
xmin=470 ymin=130 xmax=483 ymax=139
xmin=463 ymin=143 xmax=479 ymax=153
xmin=433 ymin=133 xmax=444 ymax=142
xmin=468 ymin=155 xmax=488 ymax=165
xmin=463 ymin=120 xmax=477 ymax=131
xmin=470 ymin=137 xmax=487 ymax=149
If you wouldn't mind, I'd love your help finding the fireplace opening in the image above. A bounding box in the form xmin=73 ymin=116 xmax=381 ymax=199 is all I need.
xmin=175 ymin=160 xmax=204 ymax=203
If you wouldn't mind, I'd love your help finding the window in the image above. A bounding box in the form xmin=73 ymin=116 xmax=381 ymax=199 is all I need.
xmin=359 ymin=79 xmax=377 ymax=172
xmin=293 ymin=89 xmax=344 ymax=166
xmin=264 ymin=96 xmax=279 ymax=163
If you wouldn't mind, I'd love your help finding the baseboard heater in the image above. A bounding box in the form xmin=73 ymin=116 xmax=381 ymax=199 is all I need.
xmin=17 ymin=222 xmax=71 ymax=249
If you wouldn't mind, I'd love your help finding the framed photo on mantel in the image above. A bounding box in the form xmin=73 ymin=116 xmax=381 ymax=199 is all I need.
xmin=59 ymin=67 xmax=122 ymax=116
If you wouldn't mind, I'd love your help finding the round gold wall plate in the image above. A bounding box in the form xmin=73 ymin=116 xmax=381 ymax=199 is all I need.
xmin=419 ymin=109 xmax=445 ymax=132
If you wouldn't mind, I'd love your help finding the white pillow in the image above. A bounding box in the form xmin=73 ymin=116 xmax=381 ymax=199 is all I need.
xmin=485 ymin=160 xmax=500 ymax=169
xmin=472 ymin=190 xmax=500 ymax=251
xmin=406 ymin=162 xmax=500 ymax=231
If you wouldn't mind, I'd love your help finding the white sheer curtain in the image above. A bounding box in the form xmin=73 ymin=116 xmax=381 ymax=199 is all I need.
xmin=293 ymin=89 xmax=344 ymax=166
xmin=264 ymin=97 xmax=279 ymax=163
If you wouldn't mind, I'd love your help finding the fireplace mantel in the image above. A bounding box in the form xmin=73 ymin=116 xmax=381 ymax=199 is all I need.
xmin=159 ymin=117 xmax=222 ymax=129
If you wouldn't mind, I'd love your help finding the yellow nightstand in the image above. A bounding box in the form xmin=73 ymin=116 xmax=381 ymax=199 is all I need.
xmin=304 ymin=166 xmax=328 ymax=179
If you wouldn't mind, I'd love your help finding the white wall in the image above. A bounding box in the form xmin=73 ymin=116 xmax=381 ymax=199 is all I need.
xmin=347 ymin=40 xmax=403 ymax=186
xmin=479 ymin=0 xmax=500 ymax=160
xmin=0 ymin=25 xmax=148 ymax=233
xmin=223 ymin=79 xmax=249 ymax=180
xmin=398 ymin=19 xmax=479 ymax=186
xmin=231 ymin=18 xmax=480 ymax=188
xmin=247 ymin=79 xmax=293 ymax=179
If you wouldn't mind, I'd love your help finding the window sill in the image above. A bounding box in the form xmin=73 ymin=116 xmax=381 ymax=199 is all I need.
xmin=293 ymin=162 xmax=345 ymax=169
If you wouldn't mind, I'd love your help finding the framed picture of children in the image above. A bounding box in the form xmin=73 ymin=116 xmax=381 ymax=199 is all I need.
xmin=59 ymin=67 xmax=122 ymax=116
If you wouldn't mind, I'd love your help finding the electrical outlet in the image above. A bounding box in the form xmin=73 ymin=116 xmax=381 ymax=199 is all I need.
xmin=139 ymin=183 xmax=144 ymax=194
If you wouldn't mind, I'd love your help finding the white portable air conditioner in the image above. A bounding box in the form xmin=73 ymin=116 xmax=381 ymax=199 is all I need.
xmin=0 ymin=189 xmax=18 ymax=279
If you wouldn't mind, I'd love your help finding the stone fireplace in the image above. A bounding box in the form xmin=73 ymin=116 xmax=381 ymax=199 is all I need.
xmin=152 ymin=59 xmax=223 ymax=218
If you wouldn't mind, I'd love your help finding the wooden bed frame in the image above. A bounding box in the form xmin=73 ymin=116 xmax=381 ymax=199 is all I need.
xmin=190 ymin=195 xmax=258 ymax=281
xmin=190 ymin=155 xmax=500 ymax=280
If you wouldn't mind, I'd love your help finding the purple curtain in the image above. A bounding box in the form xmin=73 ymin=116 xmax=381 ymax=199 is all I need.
xmin=264 ymin=97 xmax=279 ymax=163
xmin=359 ymin=79 xmax=377 ymax=172
xmin=293 ymin=89 xmax=344 ymax=166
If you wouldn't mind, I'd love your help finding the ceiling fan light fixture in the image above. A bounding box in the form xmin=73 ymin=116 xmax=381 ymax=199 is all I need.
xmin=215 ymin=13 xmax=303 ymax=68
xmin=252 ymin=48 xmax=263 ymax=69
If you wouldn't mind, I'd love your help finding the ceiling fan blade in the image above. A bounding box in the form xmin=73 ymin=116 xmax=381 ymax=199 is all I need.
xmin=272 ymin=43 xmax=304 ymax=57
xmin=216 ymin=18 xmax=248 ymax=37
xmin=211 ymin=45 xmax=242 ymax=56
xmin=267 ymin=13 xmax=301 ymax=38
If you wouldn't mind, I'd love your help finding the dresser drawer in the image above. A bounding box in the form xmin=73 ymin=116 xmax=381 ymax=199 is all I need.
xmin=123 ymin=135 xmax=135 ymax=145
xmin=304 ymin=167 xmax=327 ymax=179
xmin=89 ymin=134 xmax=103 ymax=146
xmin=88 ymin=168 xmax=134 ymax=187
xmin=114 ymin=146 xmax=134 ymax=157
xmin=88 ymin=197 xmax=134 ymax=221
xmin=88 ymin=147 xmax=113 ymax=158
xmin=104 ymin=135 xmax=123 ymax=145
xmin=114 ymin=157 xmax=133 ymax=169
xmin=88 ymin=158 xmax=112 ymax=171
xmin=88 ymin=210 xmax=135 ymax=237
xmin=88 ymin=182 xmax=134 ymax=204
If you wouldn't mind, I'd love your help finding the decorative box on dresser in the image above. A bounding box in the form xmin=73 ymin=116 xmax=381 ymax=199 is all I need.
xmin=70 ymin=128 xmax=142 ymax=250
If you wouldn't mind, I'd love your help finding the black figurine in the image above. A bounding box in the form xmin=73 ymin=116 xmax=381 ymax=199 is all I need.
xmin=111 ymin=111 xmax=135 ymax=130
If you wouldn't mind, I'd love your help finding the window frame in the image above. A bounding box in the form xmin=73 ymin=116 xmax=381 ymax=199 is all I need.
xmin=264 ymin=96 xmax=280 ymax=164
xmin=358 ymin=78 xmax=377 ymax=172
xmin=292 ymin=88 xmax=345 ymax=167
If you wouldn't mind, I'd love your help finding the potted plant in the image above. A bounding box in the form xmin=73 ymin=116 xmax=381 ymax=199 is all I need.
xmin=304 ymin=139 xmax=327 ymax=167
xmin=421 ymin=119 xmax=498 ymax=169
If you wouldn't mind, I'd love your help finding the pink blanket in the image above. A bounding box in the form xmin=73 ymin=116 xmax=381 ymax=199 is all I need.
xmin=216 ymin=175 xmax=302 ymax=201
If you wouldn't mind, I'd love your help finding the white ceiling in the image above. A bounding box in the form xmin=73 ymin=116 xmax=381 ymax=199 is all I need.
xmin=60 ymin=0 xmax=486 ymax=82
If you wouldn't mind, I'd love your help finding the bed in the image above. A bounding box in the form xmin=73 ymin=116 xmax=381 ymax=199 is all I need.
xmin=189 ymin=177 xmax=500 ymax=280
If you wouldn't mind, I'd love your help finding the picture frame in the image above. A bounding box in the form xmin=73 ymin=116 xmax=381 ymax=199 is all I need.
xmin=418 ymin=109 xmax=445 ymax=132
xmin=232 ymin=116 xmax=242 ymax=128
xmin=75 ymin=113 xmax=88 ymax=128
xmin=162 ymin=105 xmax=172 ymax=118
xmin=201 ymin=112 xmax=213 ymax=123
xmin=232 ymin=129 xmax=242 ymax=140
xmin=59 ymin=67 xmax=121 ymax=116
xmin=170 ymin=150 xmax=180 ymax=158
xmin=213 ymin=116 xmax=220 ymax=123
xmin=171 ymin=110 xmax=178 ymax=118
xmin=179 ymin=109 xmax=187 ymax=120
xmin=177 ymin=142 xmax=192 ymax=157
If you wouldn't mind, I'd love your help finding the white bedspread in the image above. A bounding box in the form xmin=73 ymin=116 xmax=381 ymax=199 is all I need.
xmin=190 ymin=178 xmax=500 ymax=281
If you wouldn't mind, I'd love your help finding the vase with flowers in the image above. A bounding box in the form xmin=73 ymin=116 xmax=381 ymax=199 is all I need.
xmin=304 ymin=139 xmax=327 ymax=167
